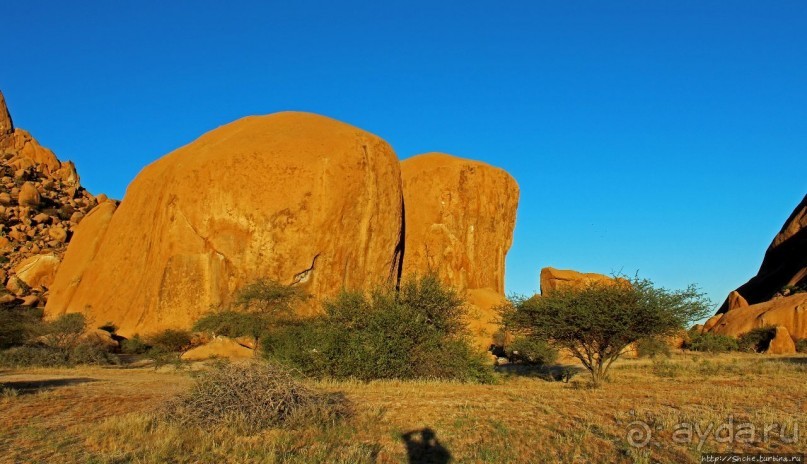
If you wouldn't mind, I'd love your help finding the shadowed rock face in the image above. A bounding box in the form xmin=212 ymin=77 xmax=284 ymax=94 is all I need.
xmin=46 ymin=112 xmax=405 ymax=336
xmin=400 ymin=153 xmax=519 ymax=294
xmin=717 ymin=194 xmax=807 ymax=313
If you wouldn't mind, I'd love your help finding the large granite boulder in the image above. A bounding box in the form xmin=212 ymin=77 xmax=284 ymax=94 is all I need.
xmin=46 ymin=112 xmax=404 ymax=336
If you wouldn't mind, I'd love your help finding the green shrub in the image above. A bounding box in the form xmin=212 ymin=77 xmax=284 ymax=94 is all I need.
xmin=0 ymin=343 xmax=119 ymax=367
xmin=262 ymin=275 xmax=492 ymax=383
xmin=505 ymin=336 xmax=558 ymax=365
xmin=145 ymin=329 xmax=192 ymax=352
xmin=0 ymin=305 xmax=43 ymax=349
xmin=193 ymin=311 xmax=271 ymax=339
xmin=685 ymin=331 xmax=738 ymax=353
xmin=120 ymin=334 xmax=149 ymax=354
xmin=165 ymin=361 xmax=351 ymax=433
xmin=42 ymin=313 xmax=87 ymax=349
xmin=636 ymin=337 xmax=672 ymax=358
xmin=796 ymin=339 xmax=807 ymax=353
xmin=233 ymin=279 xmax=310 ymax=314
xmin=69 ymin=342 xmax=122 ymax=365
xmin=737 ymin=326 xmax=777 ymax=353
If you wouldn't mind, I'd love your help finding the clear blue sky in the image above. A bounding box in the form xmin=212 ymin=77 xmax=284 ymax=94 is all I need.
xmin=2 ymin=1 xmax=805 ymax=313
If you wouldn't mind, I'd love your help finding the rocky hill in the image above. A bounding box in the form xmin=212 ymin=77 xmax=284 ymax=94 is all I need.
xmin=0 ymin=91 xmax=108 ymax=308
xmin=704 ymin=194 xmax=807 ymax=352
xmin=717 ymin=194 xmax=807 ymax=313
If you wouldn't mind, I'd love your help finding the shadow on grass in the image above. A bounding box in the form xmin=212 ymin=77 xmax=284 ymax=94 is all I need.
xmin=494 ymin=363 xmax=585 ymax=382
xmin=401 ymin=427 xmax=451 ymax=464
xmin=1 ymin=377 xmax=97 ymax=395
xmin=768 ymin=357 xmax=807 ymax=365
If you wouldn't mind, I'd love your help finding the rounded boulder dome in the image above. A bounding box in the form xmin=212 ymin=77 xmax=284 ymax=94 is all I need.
xmin=401 ymin=152 xmax=519 ymax=294
xmin=46 ymin=112 xmax=405 ymax=336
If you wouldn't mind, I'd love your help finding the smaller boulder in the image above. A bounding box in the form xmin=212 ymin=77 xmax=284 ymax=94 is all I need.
xmin=20 ymin=295 xmax=40 ymax=307
xmin=33 ymin=213 xmax=50 ymax=224
xmin=48 ymin=226 xmax=68 ymax=243
xmin=18 ymin=182 xmax=41 ymax=207
xmin=539 ymin=267 xmax=623 ymax=294
xmin=766 ymin=326 xmax=796 ymax=355
xmin=180 ymin=336 xmax=255 ymax=361
xmin=5 ymin=276 xmax=28 ymax=296
xmin=13 ymin=254 xmax=61 ymax=289
xmin=727 ymin=291 xmax=749 ymax=311
xmin=84 ymin=329 xmax=119 ymax=350
xmin=69 ymin=211 xmax=85 ymax=224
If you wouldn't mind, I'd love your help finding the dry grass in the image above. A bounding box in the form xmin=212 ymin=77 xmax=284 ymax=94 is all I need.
xmin=0 ymin=353 xmax=805 ymax=463
xmin=165 ymin=361 xmax=352 ymax=433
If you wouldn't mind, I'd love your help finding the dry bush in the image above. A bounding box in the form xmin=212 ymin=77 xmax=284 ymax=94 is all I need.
xmin=165 ymin=361 xmax=351 ymax=433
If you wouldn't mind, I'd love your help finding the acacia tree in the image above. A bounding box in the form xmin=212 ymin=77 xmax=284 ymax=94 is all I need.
xmin=501 ymin=277 xmax=710 ymax=386
xmin=233 ymin=279 xmax=310 ymax=314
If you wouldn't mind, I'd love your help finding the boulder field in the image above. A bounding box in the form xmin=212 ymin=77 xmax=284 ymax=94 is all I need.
xmin=0 ymin=91 xmax=107 ymax=308
xmin=43 ymin=110 xmax=520 ymax=347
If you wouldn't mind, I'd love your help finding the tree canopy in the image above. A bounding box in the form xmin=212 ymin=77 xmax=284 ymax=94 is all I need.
xmin=501 ymin=277 xmax=711 ymax=386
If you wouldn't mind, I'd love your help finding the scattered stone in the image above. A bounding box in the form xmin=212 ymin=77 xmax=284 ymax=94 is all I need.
xmin=5 ymin=275 xmax=27 ymax=296
xmin=48 ymin=226 xmax=68 ymax=243
xmin=0 ymin=91 xmax=107 ymax=308
xmin=18 ymin=182 xmax=41 ymax=207
xmin=20 ymin=294 xmax=39 ymax=307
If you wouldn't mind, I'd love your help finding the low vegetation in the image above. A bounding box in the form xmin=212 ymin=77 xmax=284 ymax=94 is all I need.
xmin=232 ymin=278 xmax=310 ymax=314
xmin=636 ymin=336 xmax=672 ymax=358
xmin=502 ymin=336 xmax=559 ymax=365
xmin=685 ymin=331 xmax=739 ymax=353
xmin=0 ymin=308 xmax=119 ymax=367
xmin=263 ymin=275 xmax=493 ymax=383
xmin=501 ymin=277 xmax=711 ymax=386
xmin=737 ymin=326 xmax=777 ymax=353
xmin=192 ymin=310 xmax=271 ymax=339
xmin=165 ymin=361 xmax=351 ymax=433
xmin=144 ymin=329 xmax=193 ymax=353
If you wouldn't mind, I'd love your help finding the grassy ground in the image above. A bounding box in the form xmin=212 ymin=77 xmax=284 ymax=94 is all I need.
xmin=0 ymin=352 xmax=805 ymax=463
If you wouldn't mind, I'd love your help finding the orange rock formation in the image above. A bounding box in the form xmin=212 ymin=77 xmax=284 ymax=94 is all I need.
xmin=46 ymin=112 xmax=405 ymax=336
